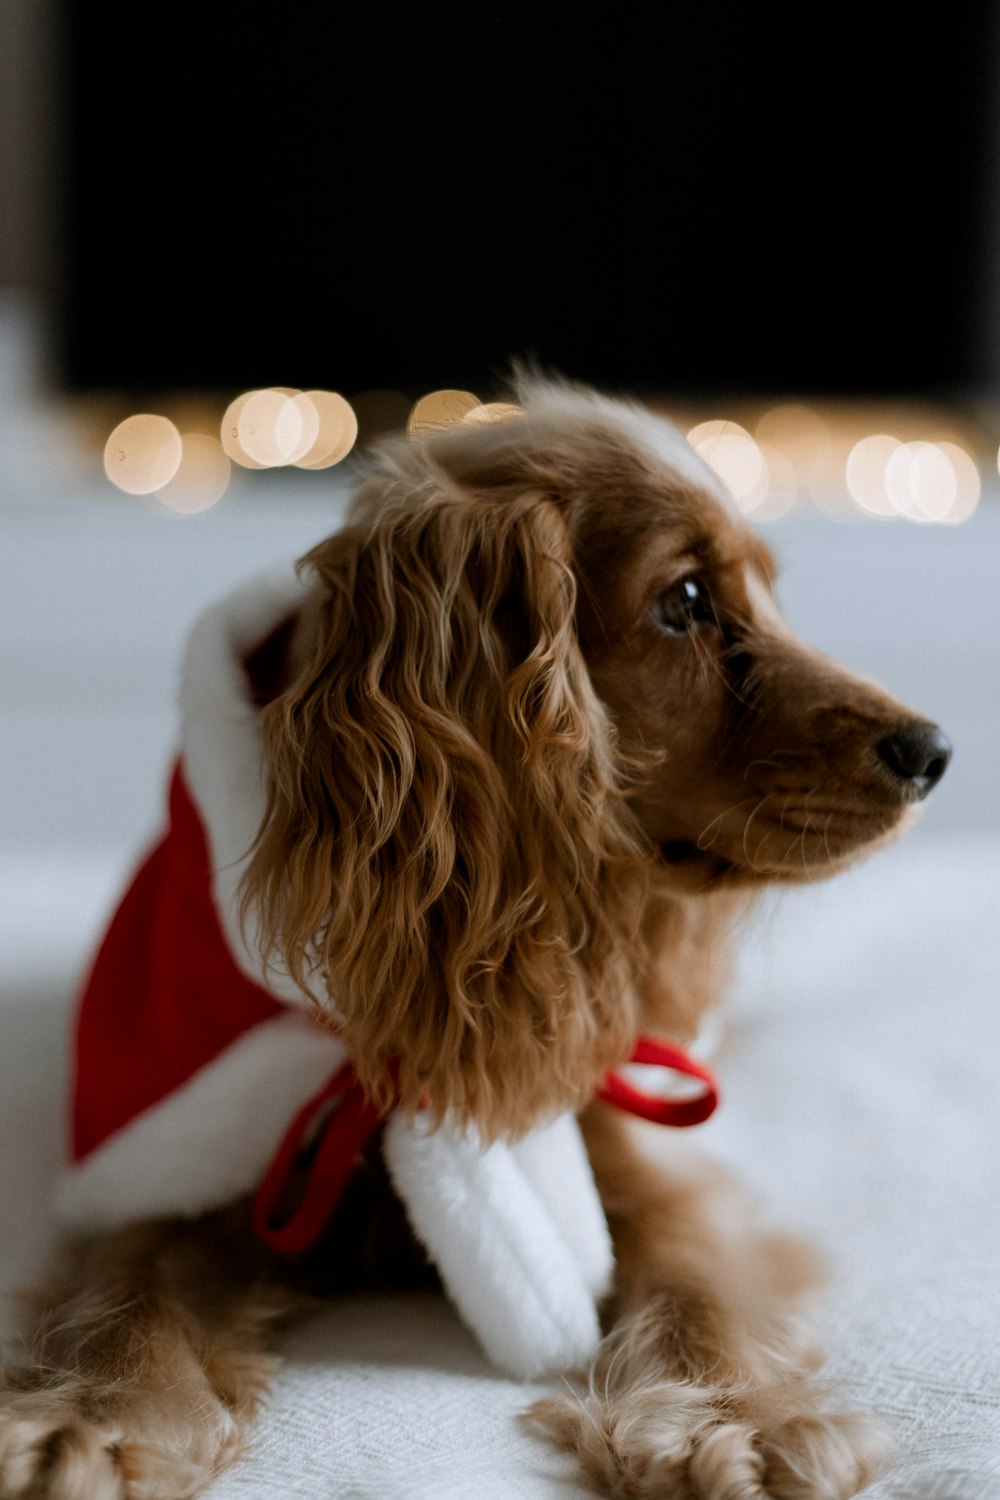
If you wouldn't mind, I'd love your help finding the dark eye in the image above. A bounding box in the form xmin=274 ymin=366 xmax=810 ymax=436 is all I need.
xmin=651 ymin=577 xmax=712 ymax=636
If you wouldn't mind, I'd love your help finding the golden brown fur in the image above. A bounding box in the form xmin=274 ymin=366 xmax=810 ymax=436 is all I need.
xmin=0 ymin=377 xmax=947 ymax=1497
xmin=244 ymin=481 xmax=645 ymax=1134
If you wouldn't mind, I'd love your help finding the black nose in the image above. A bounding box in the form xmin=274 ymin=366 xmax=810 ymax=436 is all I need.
xmin=876 ymin=722 xmax=952 ymax=799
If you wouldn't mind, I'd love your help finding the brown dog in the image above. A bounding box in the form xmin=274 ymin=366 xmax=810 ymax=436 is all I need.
xmin=0 ymin=378 xmax=949 ymax=1498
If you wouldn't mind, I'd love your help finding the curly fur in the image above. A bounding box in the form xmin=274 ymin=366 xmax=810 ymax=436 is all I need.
xmin=243 ymin=472 xmax=647 ymax=1134
xmin=0 ymin=374 xmax=948 ymax=1498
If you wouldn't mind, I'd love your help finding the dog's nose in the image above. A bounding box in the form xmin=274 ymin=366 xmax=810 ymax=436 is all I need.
xmin=876 ymin=722 xmax=952 ymax=799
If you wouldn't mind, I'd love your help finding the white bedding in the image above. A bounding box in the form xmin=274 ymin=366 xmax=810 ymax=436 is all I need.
xmin=2 ymin=831 xmax=998 ymax=1498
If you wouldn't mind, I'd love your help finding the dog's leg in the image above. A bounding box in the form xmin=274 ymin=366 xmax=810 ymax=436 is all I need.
xmin=531 ymin=1105 xmax=894 ymax=1500
xmin=0 ymin=1209 xmax=289 ymax=1500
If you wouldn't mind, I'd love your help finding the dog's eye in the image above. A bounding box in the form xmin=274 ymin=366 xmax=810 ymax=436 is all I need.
xmin=651 ymin=577 xmax=712 ymax=636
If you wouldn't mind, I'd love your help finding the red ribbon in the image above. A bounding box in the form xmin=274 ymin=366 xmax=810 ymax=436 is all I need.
xmin=595 ymin=1034 xmax=719 ymax=1127
xmin=253 ymin=1035 xmax=719 ymax=1255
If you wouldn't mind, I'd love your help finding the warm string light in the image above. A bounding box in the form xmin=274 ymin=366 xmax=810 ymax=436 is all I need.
xmin=157 ymin=434 xmax=232 ymax=515
xmin=687 ymin=420 xmax=770 ymax=513
xmin=846 ymin=435 xmax=980 ymax=524
xmin=751 ymin=444 xmax=797 ymax=522
xmin=408 ymin=389 xmax=482 ymax=431
xmin=220 ymin=393 xmax=266 ymax=470
xmin=461 ymin=401 xmax=523 ymax=426
xmin=104 ymin=393 xmax=986 ymax=526
xmin=845 ymin=435 xmax=901 ymax=517
xmin=103 ymin=415 xmax=183 ymax=495
xmin=106 ymin=387 xmax=367 ymax=512
xmin=105 ymin=415 xmax=230 ymax=514
xmin=297 ymin=391 xmax=358 ymax=469
xmin=409 ymin=392 xmax=523 ymax=431
xmin=688 ymin=408 xmax=982 ymax=525
xmin=221 ymin=388 xmax=358 ymax=470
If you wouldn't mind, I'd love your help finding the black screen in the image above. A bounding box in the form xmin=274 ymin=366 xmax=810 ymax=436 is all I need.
xmin=57 ymin=6 xmax=996 ymax=397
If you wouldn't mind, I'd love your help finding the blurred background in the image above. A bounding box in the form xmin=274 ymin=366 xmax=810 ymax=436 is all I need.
xmin=2 ymin=4 xmax=999 ymax=991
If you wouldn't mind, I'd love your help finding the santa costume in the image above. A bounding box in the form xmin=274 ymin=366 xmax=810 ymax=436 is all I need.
xmin=55 ymin=568 xmax=717 ymax=1380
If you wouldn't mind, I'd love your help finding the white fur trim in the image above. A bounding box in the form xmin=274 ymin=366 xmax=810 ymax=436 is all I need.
xmin=55 ymin=1014 xmax=345 ymax=1231
xmin=382 ymin=1111 xmax=604 ymax=1379
xmin=178 ymin=566 xmax=324 ymax=1008
xmin=509 ymin=1113 xmax=614 ymax=1301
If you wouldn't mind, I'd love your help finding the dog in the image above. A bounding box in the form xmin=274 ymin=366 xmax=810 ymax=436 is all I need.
xmin=0 ymin=376 xmax=951 ymax=1499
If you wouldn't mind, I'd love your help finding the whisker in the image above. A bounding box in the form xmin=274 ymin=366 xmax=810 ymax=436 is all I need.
xmin=740 ymin=793 xmax=775 ymax=873
xmin=822 ymin=810 xmax=834 ymax=866
xmin=801 ymin=817 xmax=814 ymax=879
xmin=695 ymin=795 xmax=761 ymax=853
xmin=797 ymin=787 xmax=822 ymax=879
xmin=741 ymin=748 xmax=807 ymax=782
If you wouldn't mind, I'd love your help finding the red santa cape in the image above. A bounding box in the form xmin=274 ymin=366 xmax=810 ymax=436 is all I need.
xmin=54 ymin=568 xmax=718 ymax=1380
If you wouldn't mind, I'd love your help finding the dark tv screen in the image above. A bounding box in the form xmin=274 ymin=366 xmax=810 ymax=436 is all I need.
xmin=58 ymin=7 xmax=995 ymax=398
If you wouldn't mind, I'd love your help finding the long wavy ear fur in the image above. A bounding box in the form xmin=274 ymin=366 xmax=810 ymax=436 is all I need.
xmin=241 ymin=451 xmax=645 ymax=1137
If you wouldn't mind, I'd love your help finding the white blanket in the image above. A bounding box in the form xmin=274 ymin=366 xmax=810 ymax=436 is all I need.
xmin=2 ymin=830 xmax=998 ymax=1497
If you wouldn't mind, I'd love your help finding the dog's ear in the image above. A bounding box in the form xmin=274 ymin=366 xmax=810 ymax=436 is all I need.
xmin=241 ymin=484 xmax=644 ymax=1137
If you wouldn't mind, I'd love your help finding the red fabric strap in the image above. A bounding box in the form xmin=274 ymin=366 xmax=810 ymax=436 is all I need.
xmin=252 ymin=1061 xmax=385 ymax=1254
xmin=596 ymin=1034 xmax=719 ymax=1126
xmin=253 ymin=1035 xmax=719 ymax=1256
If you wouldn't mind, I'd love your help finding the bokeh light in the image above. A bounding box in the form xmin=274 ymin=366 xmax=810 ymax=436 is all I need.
xmin=282 ymin=393 xmax=321 ymax=464
xmin=236 ymin=389 xmax=307 ymax=467
xmin=755 ymin=405 xmax=834 ymax=492
xmin=752 ymin=443 xmax=797 ymax=521
xmin=104 ymin=394 xmax=989 ymax=527
xmin=294 ymin=391 xmax=358 ymax=469
xmin=220 ymin=392 xmax=267 ymax=470
xmin=688 ymin=420 xmax=768 ymax=509
xmin=155 ymin=434 xmax=231 ymax=515
xmin=218 ymin=389 xmax=324 ymax=468
xmin=938 ymin=442 xmax=981 ymax=524
xmin=884 ymin=441 xmax=957 ymax=523
xmin=462 ymin=402 xmax=522 ymax=426
xmin=845 ymin=435 xmax=901 ymax=517
xmin=104 ymin=415 xmax=183 ymax=494
xmin=409 ymin=389 xmax=481 ymax=432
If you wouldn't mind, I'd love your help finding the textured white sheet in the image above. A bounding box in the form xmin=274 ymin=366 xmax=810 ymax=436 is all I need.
xmin=2 ymin=831 xmax=998 ymax=1497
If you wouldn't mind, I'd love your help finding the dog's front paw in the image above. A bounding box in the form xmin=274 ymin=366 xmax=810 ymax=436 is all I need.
xmin=0 ymin=1389 xmax=217 ymax=1500
xmin=755 ymin=1410 xmax=895 ymax=1500
xmin=529 ymin=1382 xmax=894 ymax=1499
